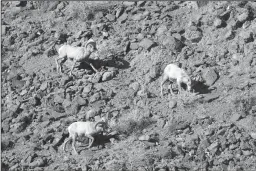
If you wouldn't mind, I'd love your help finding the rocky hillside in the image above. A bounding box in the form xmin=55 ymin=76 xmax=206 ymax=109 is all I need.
xmin=1 ymin=1 xmax=256 ymax=171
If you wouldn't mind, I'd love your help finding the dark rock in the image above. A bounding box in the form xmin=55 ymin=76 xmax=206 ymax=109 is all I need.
xmin=162 ymin=36 xmax=184 ymax=52
xmin=202 ymin=68 xmax=218 ymax=86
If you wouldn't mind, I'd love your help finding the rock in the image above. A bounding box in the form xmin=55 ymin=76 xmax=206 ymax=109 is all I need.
xmin=29 ymin=158 xmax=46 ymax=168
xmin=137 ymin=33 xmax=144 ymax=40
xmin=250 ymin=132 xmax=256 ymax=139
xmin=156 ymin=25 xmax=168 ymax=37
xmin=137 ymin=1 xmax=146 ymax=7
xmin=169 ymin=100 xmax=177 ymax=109
xmin=60 ymin=75 xmax=72 ymax=86
xmin=162 ymin=36 xmax=184 ymax=52
xmin=116 ymin=7 xmax=124 ymax=18
xmin=54 ymin=94 xmax=64 ymax=104
xmin=237 ymin=11 xmax=249 ymax=23
xmin=89 ymin=92 xmax=101 ymax=103
xmin=184 ymin=29 xmax=203 ymax=43
xmin=202 ymin=93 xmax=220 ymax=103
xmin=91 ymin=72 xmax=103 ymax=83
xmin=82 ymin=83 xmax=93 ymax=94
xmin=75 ymin=95 xmax=87 ymax=106
xmin=106 ymin=14 xmax=116 ymax=21
xmin=214 ymin=18 xmax=224 ymax=28
xmin=202 ymin=68 xmax=218 ymax=86
xmin=102 ymin=71 xmax=116 ymax=82
xmin=230 ymin=112 xmax=242 ymax=122
xmin=2 ymin=25 xmax=8 ymax=35
xmin=139 ymin=38 xmax=156 ymax=50
xmin=224 ymin=29 xmax=234 ymax=40
xmin=239 ymin=30 xmax=253 ymax=43
xmin=129 ymin=82 xmax=140 ymax=92
xmin=139 ymin=135 xmax=150 ymax=141
xmin=130 ymin=42 xmax=139 ymax=50
xmin=123 ymin=2 xmax=135 ymax=6
xmin=132 ymin=13 xmax=144 ymax=21
xmin=118 ymin=13 xmax=128 ymax=24
xmin=86 ymin=108 xmax=101 ymax=120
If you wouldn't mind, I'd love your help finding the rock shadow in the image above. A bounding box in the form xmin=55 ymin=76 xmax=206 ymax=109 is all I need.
xmin=192 ymin=81 xmax=214 ymax=94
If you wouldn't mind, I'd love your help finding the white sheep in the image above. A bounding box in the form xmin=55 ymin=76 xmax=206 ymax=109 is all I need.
xmin=63 ymin=121 xmax=108 ymax=155
xmin=56 ymin=39 xmax=98 ymax=76
xmin=160 ymin=63 xmax=192 ymax=96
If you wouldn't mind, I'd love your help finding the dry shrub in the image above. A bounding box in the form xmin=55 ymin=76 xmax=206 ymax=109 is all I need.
xmin=113 ymin=110 xmax=155 ymax=135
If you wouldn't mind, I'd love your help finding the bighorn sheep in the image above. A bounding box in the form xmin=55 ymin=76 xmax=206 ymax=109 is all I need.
xmin=56 ymin=39 xmax=99 ymax=76
xmin=63 ymin=120 xmax=108 ymax=155
xmin=161 ymin=64 xmax=192 ymax=96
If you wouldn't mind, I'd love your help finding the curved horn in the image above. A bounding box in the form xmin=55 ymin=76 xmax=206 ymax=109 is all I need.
xmin=95 ymin=121 xmax=107 ymax=129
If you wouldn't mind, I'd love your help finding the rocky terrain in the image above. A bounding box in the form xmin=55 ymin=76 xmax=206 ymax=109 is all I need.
xmin=1 ymin=1 xmax=256 ymax=170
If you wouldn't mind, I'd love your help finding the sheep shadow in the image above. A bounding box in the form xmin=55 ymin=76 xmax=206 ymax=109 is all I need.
xmin=192 ymin=81 xmax=214 ymax=94
xmin=78 ymin=133 xmax=117 ymax=153
xmin=78 ymin=54 xmax=130 ymax=71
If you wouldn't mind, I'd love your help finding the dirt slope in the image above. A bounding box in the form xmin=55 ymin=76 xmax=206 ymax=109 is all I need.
xmin=1 ymin=1 xmax=256 ymax=171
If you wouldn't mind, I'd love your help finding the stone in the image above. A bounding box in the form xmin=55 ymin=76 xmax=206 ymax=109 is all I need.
xmin=230 ymin=112 xmax=242 ymax=122
xmin=156 ymin=25 xmax=168 ymax=37
xmin=132 ymin=13 xmax=144 ymax=21
xmin=162 ymin=36 xmax=184 ymax=52
xmin=237 ymin=11 xmax=249 ymax=23
xmin=169 ymin=100 xmax=177 ymax=109
xmin=118 ymin=13 xmax=128 ymax=24
xmin=130 ymin=42 xmax=139 ymax=50
xmin=102 ymin=71 xmax=116 ymax=82
xmin=115 ymin=7 xmax=123 ymax=19
xmin=139 ymin=135 xmax=150 ymax=141
xmin=202 ymin=68 xmax=218 ymax=86
xmin=250 ymin=132 xmax=256 ymax=139
xmin=184 ymin=29 xmax=203 ymax=43
xmin=86 ymin=108 xmax=101 ymax=120
xmin=89 ymin=92 xmax=101 ymax=103
xmin=139 ymin=38 xmax=156 ymax=50
xmin=224 ymin=29 xmax=234 ymax=40
xmin=214 ymin=18 xmax=223 ymax=28
xmin=123 ymin=2 xmax=135 ymax=6
xmin=106 ymin=14 xmax=116 ymax=22
xmin=60 ymin=75 xmax=72 ymax=86
xmin=239 ymin=30 xmax=253 ymax=43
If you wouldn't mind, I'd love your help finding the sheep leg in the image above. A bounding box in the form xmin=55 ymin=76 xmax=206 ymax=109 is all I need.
xmin=57 ymin=57 xmax=67 ymax=73
xmin=168 ymin=83 xmax=174 ymax=95
xmin=161 ymin=75 xmax=168 ymax=96
xmin=86 ymin=135 xmax=95 ymax=148
xmin=63 ymin=136 xmax=72 ymax=152
xmin=70 ymin=60 xmax=77 ymax=76
xmin=89 ymin=63 xmax=99 ymax=73
xmin=71 ymin=134 xmax=78 ymax=155
xmin=177 ymin=81 xmax=182 ymax=94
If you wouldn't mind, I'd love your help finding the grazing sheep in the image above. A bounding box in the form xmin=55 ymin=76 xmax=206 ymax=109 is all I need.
xmin=56 ymin=39 xmax=98 ymax=76
xmin=63 ymin=121 xmax=108 ymax=155
xmin=161 ymin=64 xmax=192 ymax=96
